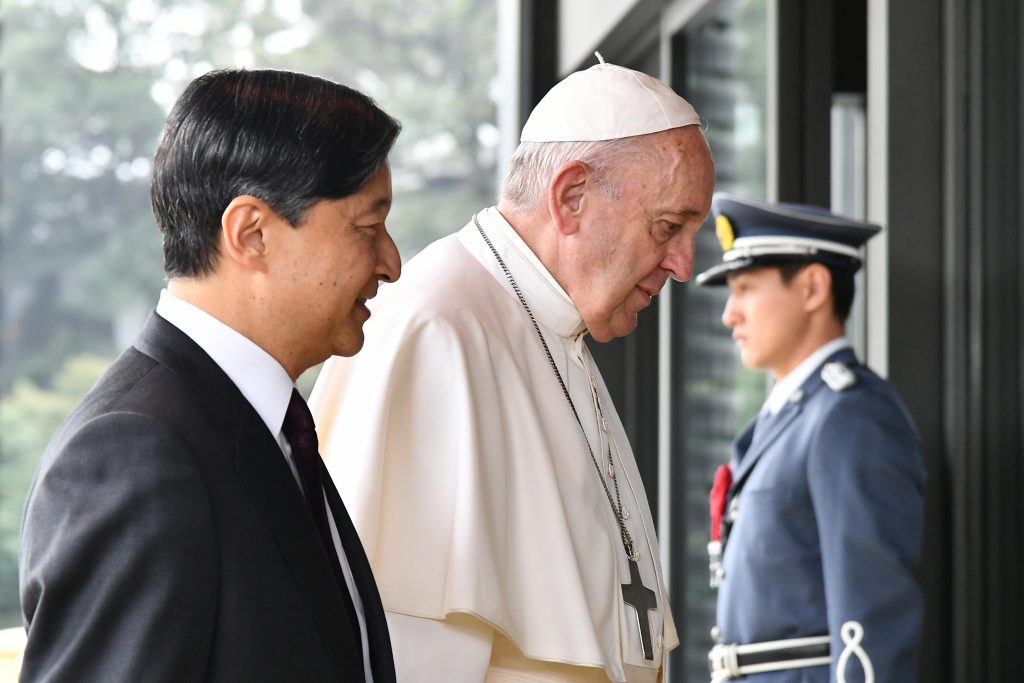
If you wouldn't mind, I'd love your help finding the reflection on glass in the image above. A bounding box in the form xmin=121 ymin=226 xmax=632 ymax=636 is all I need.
xmin=673 ymin=0 xmax=769 ymax=680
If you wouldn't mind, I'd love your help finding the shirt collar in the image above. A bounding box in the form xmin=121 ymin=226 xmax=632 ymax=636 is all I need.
xmin=763 ymin=336 xmax=852 ymax=415
xmin=156 ymin=289 xmax=295 ymax=439
xmin=460 ymin=206 xmax=586 ymax=339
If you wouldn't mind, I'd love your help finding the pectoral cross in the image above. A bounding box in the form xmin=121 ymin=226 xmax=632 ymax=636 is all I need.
xmin=621 ymin=558 xmax=657 ymax=660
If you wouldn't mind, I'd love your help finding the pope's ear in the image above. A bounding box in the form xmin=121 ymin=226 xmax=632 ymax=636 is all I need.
xmin=546 ymin=160 xmax=591 ymax=236
xmin=220 ymin=195 xmax=271 ymax=273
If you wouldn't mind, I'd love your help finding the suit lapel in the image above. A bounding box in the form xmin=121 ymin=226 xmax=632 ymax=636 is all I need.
xmin=133 ymin=312 xmax=358 ymax=676
xmin=233 ymin=411 xmax=361 ymax=672
xmin=323 ymin=470 xmax=396 ymax=683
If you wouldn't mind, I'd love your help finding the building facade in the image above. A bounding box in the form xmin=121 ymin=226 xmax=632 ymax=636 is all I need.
xmin=507 ymin=1 xmax=1024 ymax=681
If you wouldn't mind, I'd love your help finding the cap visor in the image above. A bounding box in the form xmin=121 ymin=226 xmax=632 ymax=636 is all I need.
xmin=695 ymin=258 xmax=755 ymax=286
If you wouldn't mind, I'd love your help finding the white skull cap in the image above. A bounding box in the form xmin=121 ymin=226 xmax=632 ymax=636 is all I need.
xmin=520 ymin=52 xmax=701 ymax=143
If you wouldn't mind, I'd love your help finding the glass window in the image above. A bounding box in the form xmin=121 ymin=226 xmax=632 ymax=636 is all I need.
xmin=0 ymin=0 xmax=499 ymax=634
xmin=669 ymin=0 xmax=769 ymax=680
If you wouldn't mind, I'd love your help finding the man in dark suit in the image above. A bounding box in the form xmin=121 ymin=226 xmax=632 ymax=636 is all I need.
xmin=696 ymin=194 xmax=926 ymax=683
xmin=19 ymin=69 xmax=401 ymax=682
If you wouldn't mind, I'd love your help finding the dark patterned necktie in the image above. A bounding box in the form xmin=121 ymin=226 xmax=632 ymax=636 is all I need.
xmin=282 ymin=388 xmax=364 ymax=666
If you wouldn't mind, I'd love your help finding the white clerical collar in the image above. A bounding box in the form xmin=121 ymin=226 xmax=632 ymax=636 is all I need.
xmin=156 ymin=289 xmax=295 ymax=440
xmin=762 ymin=337 xmax=851 ymax=415
xmin=460 ymin=207 xmax=586 ymax=339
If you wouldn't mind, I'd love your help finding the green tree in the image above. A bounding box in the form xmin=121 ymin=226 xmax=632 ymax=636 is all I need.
xmin=0 ymin=355 xmax=110 ymax=625
xmin=1 ymin=0 xmax=497 ymax=628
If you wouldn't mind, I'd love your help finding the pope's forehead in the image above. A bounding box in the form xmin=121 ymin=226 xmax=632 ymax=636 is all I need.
xmin=656 ymin=126 xmax=712 ymax=159
xmin=625 ymin=127 xmax=711 ymax=169
xmin=639 ymin=129 xmax=715 ymax=194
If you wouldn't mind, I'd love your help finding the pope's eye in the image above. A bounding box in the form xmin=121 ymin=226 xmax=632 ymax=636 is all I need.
xmin=657 ymin=222 xmax=681 ymax=242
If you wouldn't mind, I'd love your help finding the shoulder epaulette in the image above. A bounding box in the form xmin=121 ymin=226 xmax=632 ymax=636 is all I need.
xmin=821 ymin=361 xmax=858 ymax=391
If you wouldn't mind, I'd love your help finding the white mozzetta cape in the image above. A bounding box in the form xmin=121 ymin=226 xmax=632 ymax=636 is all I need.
xmin=310 ymin=208 xmax=678 ymax=682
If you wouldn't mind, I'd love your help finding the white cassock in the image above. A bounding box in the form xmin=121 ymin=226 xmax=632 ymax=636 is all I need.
xmin=310 ymin=207 xmax=677 ymax=682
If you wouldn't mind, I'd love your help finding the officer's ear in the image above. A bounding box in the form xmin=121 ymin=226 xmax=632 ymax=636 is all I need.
xmin=801 ymin=263 xmax=833 ymax=314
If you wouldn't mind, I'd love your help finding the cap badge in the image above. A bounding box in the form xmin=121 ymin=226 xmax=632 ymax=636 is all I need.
xmin=715 ymin=214 xmax=735 ymax=252
xmin=822 ymin=362 xmax=857 ymax=391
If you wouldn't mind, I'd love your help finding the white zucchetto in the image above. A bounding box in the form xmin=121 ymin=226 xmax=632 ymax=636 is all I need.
xmin=520 ymin=53 xmax=701 ymax=143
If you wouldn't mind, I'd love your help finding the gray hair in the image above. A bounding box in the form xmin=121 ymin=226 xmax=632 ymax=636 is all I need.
xmin=500 ymin=137 xmax=652 ymax=211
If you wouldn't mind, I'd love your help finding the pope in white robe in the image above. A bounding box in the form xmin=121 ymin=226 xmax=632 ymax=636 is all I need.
xmin=310 ymin=59 xmax=716 ymax=682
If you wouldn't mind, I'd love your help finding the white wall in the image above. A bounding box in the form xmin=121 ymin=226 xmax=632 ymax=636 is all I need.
xmin=558 ymin=0 xmax=641 ymax=73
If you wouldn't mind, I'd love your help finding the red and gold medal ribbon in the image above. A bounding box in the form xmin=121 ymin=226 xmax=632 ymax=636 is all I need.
xmin=709 ymin=464 xmax=733 ymax=542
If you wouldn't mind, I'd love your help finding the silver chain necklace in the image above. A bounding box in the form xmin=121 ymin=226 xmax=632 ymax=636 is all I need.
xmin=474 ymin=214 xmax=661 ymax=661
xmin=473 ymin=215 xmax=637 ymax=561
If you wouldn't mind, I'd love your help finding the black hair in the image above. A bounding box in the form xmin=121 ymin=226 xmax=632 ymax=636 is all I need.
xmin=151 ymin=68 xmax=401 ymax=278
xmin=775 ymin=259 xmax=856 ymax=323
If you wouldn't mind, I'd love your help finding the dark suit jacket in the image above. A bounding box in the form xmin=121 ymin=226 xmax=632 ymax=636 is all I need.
xmin=19 ymin=312 xmax=394 ymax=682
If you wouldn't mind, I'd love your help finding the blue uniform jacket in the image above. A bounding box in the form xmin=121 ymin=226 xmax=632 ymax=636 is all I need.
xmin=716 ymin=348 xmax=926 ymax=682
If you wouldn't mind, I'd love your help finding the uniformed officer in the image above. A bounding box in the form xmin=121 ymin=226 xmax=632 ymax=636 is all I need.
xmin=696 ymin=193 xmax=926 ymax=683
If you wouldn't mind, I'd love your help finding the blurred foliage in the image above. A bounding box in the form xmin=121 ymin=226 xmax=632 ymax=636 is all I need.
xmin=0 ymin=355 xmax=110 ymax=627
xmin=0 ymin=0 xmax=498 ymax=627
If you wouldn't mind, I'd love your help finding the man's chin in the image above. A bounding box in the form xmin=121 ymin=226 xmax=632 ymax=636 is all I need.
xmin=738 ymin=350 xmax=765 ymax=372
xmin=334 ymin=331 xmax=366 ymax=357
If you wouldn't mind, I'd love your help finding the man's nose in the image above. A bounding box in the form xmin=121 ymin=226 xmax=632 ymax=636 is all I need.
xmin=377 ymin=229 xmax=402 ymax=283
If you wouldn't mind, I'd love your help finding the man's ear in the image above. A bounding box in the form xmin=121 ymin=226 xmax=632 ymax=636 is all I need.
xmin=220 ymin=195 xmax=272 ymax=273
xmin=546 ymin=160 xmax=591 ymax=236
xmin=801 ymin=263 xmax=833 ymax=313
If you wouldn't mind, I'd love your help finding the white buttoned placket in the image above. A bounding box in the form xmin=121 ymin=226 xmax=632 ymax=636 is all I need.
xmin=568 ymin=331 xmax=667 ymax=666
xmin=571 ymin=332 xmax=632 ymax=525
xmin=464 ymin=210 xmax=669 ymax=671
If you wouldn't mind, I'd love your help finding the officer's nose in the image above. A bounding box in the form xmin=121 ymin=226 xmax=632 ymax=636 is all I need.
xmin=721 ymin=294 xmax=740 ymax=328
